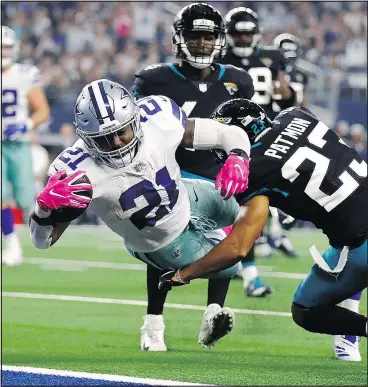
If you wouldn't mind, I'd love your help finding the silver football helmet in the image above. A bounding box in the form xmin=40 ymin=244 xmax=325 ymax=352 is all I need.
xmin=74 ymin=79 xmax=142 ymax=168
xmin=2 ymin=26 xmax=19 ymax=69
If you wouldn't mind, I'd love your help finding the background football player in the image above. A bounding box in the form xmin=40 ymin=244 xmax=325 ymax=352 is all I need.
xmin=1 ymin=26 xmax=50 ymax=266
xmin=132 ymin=2 xmax=272 ymax=352
xmin=273 ymin=33 xmax=309 ymax=109
xmin=160 ymin=99 xmax=367 ymax=363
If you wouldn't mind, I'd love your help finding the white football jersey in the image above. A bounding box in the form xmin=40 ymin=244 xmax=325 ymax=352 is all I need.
xmin=48 ymin=96 xmax=191 ymax=252
xmin=1 ymin=63 xmax=41 ymax=141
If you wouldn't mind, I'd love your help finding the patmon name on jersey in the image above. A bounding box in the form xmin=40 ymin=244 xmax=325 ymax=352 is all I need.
xmin=264 ymin=118 xmax=311 ymax=159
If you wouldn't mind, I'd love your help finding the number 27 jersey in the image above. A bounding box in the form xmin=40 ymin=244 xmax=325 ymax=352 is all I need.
xmin=237 ymin=107 xmax=368 ymax=248
xmin=48 ymin=96 xmax=190 ymax=253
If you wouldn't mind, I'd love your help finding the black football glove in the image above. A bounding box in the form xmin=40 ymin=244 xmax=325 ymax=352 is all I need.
xmin=158 ymin=270 xmax=190 ymax=291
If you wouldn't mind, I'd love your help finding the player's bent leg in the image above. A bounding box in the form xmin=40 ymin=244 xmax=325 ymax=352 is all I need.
xmin=292 ymin=241 xmax=368 ymax=360
xmin=140 ymin=265 xmax=168 ymax=352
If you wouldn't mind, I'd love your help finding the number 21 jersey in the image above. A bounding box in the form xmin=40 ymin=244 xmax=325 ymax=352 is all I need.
xmin=237 ymin=107 xmax=368 ymax=248
xmin=48 ymin=96 xmax=190 ymax=253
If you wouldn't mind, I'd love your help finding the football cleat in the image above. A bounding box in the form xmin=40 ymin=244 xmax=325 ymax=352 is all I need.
xmin=140 ymin=314 xmax=167 ymax=352
xmin=198 ymin=303 xmax=235 ymax=347
xmin=275 ymin=236 xmax=298 ymax=258
xmin=246 ymin=277 xmax=273 ymax=297
xmin=2 ymin=234 xmax=23 ymax=266
xmin=334 ymin=335 xmax=361 ymax=362
xmin=254 ymin=236 xmax=273 ymax=258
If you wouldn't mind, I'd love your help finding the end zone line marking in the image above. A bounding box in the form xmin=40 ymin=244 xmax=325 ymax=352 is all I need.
xmin=2 ymin=365 xmax=212 ymax=386
xmin=3 ymin=292 xmax=292 ymax=317
xmin=23 ymin=257 xmax=307 ymax=279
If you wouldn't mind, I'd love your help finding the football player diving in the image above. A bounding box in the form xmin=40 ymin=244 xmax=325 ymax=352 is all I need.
xmin=160 ymin=99 xmax=367 ymax=362
xmin=133 ymin=2 xmax=271 ymax=352
xmin=29 ymin=79 xmax=251 ymax=351
xmin=2 ymin=26 xmax=50 ymax=266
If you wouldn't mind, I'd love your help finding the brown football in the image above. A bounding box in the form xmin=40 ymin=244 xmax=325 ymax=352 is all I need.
xmin=50 ymin=173 xmax=93 ymax=224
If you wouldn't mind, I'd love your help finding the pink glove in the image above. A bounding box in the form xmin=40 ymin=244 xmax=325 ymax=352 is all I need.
xmin=215 ymin=151 xmax=250 ymax=200
xmin=37 ymin=170 xmax=93 ymax=211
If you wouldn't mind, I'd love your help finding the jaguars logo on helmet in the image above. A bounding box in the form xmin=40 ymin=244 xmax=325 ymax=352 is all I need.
xmin=172 ymin=3 xmax=227 ymax=69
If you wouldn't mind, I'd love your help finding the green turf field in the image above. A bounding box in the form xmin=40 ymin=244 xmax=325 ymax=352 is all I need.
xmin=2 ymin=226 xmax=367 ymax=386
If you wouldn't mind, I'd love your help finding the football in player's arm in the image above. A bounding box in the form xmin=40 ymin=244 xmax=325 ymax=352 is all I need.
xmin=159 ymin=99 xmax=368 ymax=348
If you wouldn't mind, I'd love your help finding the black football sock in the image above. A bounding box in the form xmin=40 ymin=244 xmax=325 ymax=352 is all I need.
xmin=146 ymin=264 xmax=168 ymax=315
xmin=207 ymin=278 xmax=231 ymax=307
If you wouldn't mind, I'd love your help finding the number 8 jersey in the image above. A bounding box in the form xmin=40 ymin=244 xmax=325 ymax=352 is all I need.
xmin=48 ymin=96 xmax=191 ymax=252
xmin=236 ymin=107 xmax=368 ymax=249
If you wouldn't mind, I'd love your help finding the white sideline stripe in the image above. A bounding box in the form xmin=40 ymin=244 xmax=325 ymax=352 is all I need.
xmin=24 ymin=257 xmax=146 ymax=271
xmin=3 ymin=292 xmax=292 ymax=317
xmin=2 ymin=365 xmax=211 ymax=386
xmin=24 ymin=257 xmax=307 ymax=279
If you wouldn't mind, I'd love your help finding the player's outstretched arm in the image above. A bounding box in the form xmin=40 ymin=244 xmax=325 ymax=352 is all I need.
xmin=159 ymin=196 xmax=270 ymax=290
xmin=29 ymin=170 xmax=93 ymax=249
xmin=181 ymin=118 xmax=251 ymax=199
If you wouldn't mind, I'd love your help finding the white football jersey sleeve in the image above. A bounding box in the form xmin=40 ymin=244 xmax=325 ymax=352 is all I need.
xmin=48 ymin=97 xmax=190 ymax=252
xmin=2 ymin=63 xmax=42 ymax=140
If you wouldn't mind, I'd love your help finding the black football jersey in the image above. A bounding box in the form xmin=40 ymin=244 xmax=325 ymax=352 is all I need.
xmin=236 ymin=107 xmax=368 ymax=249
xmin=133 ymin=63 xmax=254 ymax=180
xmin=220 ymin=46 xmax=286 ymax=118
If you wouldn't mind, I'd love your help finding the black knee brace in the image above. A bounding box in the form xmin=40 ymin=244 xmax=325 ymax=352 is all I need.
xmin=291 ymin=302 xmax=368 ymax=336
xmin=291 ymin=303 xmax=313 ymax=331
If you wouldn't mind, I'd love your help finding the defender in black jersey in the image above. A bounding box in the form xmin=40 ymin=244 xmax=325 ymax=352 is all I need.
xmin=132 ymin=3 xmax=265 ymax=353
xmin=161 ymin=99 xmax=367 ymax=360
xmin=273 ymin=34 xmax=309 ymax=109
